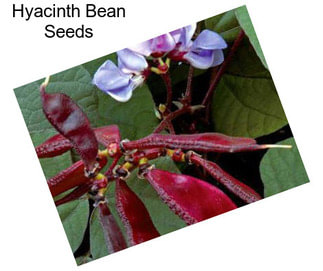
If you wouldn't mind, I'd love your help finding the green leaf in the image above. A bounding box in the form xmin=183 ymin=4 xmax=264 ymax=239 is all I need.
xmin=260 ymin=138 xmax=309 ymax=197
xmin=205 ymin=9 xmax=238 ymax=33
xmin=235 ymin=5 xmax=268 ymax=69
xmin=57 ymin=199 xmax=89 ymax=252
xmin=225 ymin=37 xmax=270 ymax=78
xmin=220 ymin=26 xmax=242 ymax=43
xmin=96 ymin=84 xmax=159 ymax=140
xmin=211 ymin=74 xmax=287 ymax=138
xmin=205 ymin=9 xmax=241 ymax=42
xmin=75 ymin=255 xmax=92 ymax=265
xmin=89 ymin=207 xmax=109 ymax=260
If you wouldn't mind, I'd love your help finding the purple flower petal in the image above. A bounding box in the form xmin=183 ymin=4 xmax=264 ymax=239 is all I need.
xmin=170 ymin=24 xmax=196 ymax=46
xmin=92 ymin=60 xmax=134 ymax=102
xmin=105 ymin=81 xmax=135 ymax=102
xmin=192 ymin=29 xmax=227 ymax=50
xmin=128 ymin=40 xmax=153 ymax=57
xmin=169 ymin=28 xmax=182 ymax=43
xmin=117 ymin=49 xmax=148 ymax=74
xmin=184 ymin=49 xmax=215 ymax=69
xmin=210 ymin=49 xmax=225 ymax=67
xmin=150 ymin=33 xmax=176 ymax=54
xmin=178 ymin=25 xmax=196 ymax=49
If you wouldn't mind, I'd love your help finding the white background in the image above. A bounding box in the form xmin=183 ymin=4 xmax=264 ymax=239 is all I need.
xmin=1 ymin=0 xmax=322 ymax=270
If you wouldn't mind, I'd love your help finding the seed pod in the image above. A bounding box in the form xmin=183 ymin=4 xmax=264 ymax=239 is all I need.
xmin=35 ymin=123 xmax=132 ymax=160
xmin=48 ymin=156 xmax=107 ymax=197
xmin=94 ymin=125 xmax=121 ymax=147
xmin=115 ymin=179 xmax=160 ymax=245
xmin=144 ymin=169 xmax=236 ymax=225
xmin=36 ymin=125 xmax=121 ymax=159
xmin=98 ymin=201 xmax=127 ymax=253
xmin=189 ymin=153 xmax=261 ymax=203
xmin=36 ymin=134 xmax=72 ymax=158
xmin=40 ymin=84 xmax=98 ymax=172
xmin=55 ymin=182 xmax=92 ymax=206
xmin=122 ymin=133 xmax=270 ymax=153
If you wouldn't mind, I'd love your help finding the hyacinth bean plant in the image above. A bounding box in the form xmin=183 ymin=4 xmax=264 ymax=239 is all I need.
xmin=14 ymin=6 xmax=309 ymax=265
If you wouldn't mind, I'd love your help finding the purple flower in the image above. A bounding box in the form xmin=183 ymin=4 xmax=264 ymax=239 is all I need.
xmin=93 ymin=49 xmax=148 ymax=102
xmin=92 ymin=59 xmax=145 ymax=102
xmin=183 ymin=30 xmax=227 ymax=69
xmin=93 ymin=25 xmax=227 ymax=103
xmin=129 ymin=25 xmax=196 ymax=57
xmin=129 ymin=34 xmax=176 ymax=57
xmin=117 ymin=48 xmax=148 ymax=75
xmin=171 ymin=25 xmax=196 ymax=50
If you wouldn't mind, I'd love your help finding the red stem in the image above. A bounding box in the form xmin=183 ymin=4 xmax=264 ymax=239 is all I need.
xmin=153 ymin=106 xmax=191 ymax=133
xmin=202 ymin=30 xmax=245 ymax=107
xmin=154 ymin=66 xmax=196 ymax=134
xmin=161 ymin=72 xmax=173 ymax=111
xmin=184 ymin=65 xmax=194 ymax=105
xmin=104 ymin=154 xmax=122 ymax=178
xmin=167 ymin=122 xmax=176 ymax=134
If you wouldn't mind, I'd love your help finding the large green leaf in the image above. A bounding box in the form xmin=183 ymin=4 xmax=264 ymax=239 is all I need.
xmin=235 ymin=5 xmax=268 ymax=69
xmin=225 ymin=37 xmax=270 ymax=79
xmin=260 ymin=138 xmax=309 ymax=197
xmin=206 ymin=9 xmax=286 ymax=138
xmin=57 ymin=199 xmax=89 ymax=252
xmin=205 ymin=9 xmax=241 ymax=42
xmin=211 ymin=74 xmax=287 ymax=138
xmin=90 ymin=207 xmax=110 ymax=260
xmin=96 ymin=84 xmax=159 ymax=140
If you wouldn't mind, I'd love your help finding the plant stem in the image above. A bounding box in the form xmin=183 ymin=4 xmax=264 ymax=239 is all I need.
xmin=153 ymin=106 xmax=191 ymax=133
xmin=167 ymin=122 xmax=176 ymax=134
xmin=155 ymin=65 xmax=196 ymax=134
xmin=161 ymin=72 xmax=173 ymax=111
xmin=202 ymin=30 xmax=245 ymax=107
xmin=184 ymin=65 xmax=194 ymax=105
xmin=104 ymin=154 xmax=122 ymax=178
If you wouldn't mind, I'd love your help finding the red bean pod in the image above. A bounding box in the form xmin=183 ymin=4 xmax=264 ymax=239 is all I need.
xmin=144 ymin=169 xmax=237 ymax=225
xmin=55 ymin=182 xmax=92 ymax=206
xmin=122 ymin=133 xmax=268 ymax=153
xmin=36 ymin=134 xmax=72 ymax=158
xmin=98 ymin=201 xmax=127 ymax=253
xmin=48 ymin=156 xmax=107 ymax=197
xmin=115 ymin=179 xmax=160 ymax=245
xmin=40 ymin=84 xmax=98 ymax=172
xmin=94 ymin=125 xmax=121 ymax=147
xmin=36 ymin=125 xmax=121 ymax=159
xmin=189 ymin=153 xmax=262 ymax=203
